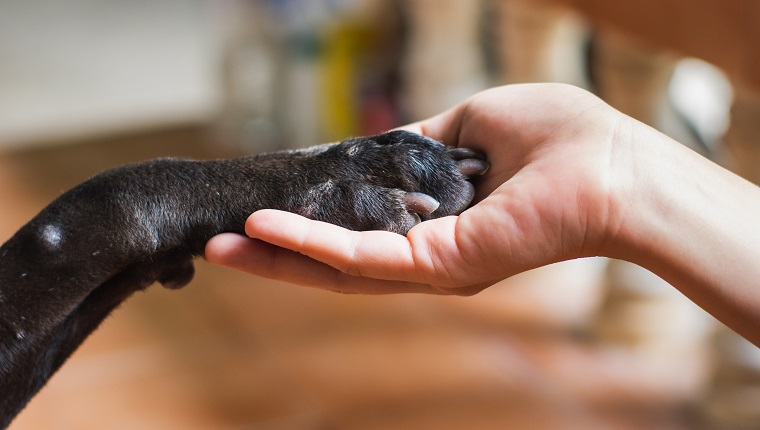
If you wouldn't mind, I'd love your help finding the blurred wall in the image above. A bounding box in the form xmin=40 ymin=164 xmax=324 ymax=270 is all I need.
xmin=0 ymin=0 xmax=223 ymax=148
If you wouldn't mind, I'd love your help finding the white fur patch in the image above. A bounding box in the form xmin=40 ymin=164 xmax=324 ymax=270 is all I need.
xmin=345 ymin=145 xmax=360 ymax=157
xmin=131 ymin=205 xmax=161 ymax=250
xmin=300 ymin=180 xmax=335 ymax=217
xmin=41 ymin=224 xmax=63 ymax=250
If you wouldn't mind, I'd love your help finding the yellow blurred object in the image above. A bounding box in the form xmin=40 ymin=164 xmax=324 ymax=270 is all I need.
xmin=319 ymin=22 xmax=372 ymax=142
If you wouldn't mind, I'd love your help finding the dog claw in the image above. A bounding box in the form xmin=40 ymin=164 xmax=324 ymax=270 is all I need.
xmin=403 ymin=192 xmax=440 ymax=215
xmin=457 ymin=159 xmax=489 ymax=177
xmin=448 ymin=147 xmax=486 ymax=161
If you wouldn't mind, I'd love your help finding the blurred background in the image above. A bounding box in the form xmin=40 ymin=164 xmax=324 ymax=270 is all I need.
xmin=1 ymin=0 xmax=759 ymax=428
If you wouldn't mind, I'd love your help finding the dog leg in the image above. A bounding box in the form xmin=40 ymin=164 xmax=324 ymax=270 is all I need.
xmin=0 ymin=130 xmax=487 ymax=426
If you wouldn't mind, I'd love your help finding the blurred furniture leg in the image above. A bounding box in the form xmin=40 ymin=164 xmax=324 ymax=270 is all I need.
xmin=493 ymin=0 xmax=588 ymax=87
xmin=401 ymin=0 xmax=487 ymax=119
xmin=217 ymin=0 xmax=283 ymax=152
xmin=591 ymin=31 xmax=675 ymax=124
xmin=705 ymin=325 xmax=760 ymax=429
xmin=724 ymin=90 xmax=760 ymax=184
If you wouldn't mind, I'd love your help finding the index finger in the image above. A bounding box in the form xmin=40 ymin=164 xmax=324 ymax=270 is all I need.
xmin=244 ymin=210 xmax=460 ymax=287
xmin=204 ymin=232 xmax=451 ymax=294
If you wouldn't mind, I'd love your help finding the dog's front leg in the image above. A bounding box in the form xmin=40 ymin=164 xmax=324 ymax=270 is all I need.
xmin=0 ymin=162 xmax=204 ymax=425
xmin=0 ymin=130 xmax=487 ymax=427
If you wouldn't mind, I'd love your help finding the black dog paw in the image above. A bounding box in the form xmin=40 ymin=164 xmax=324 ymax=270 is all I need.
xmin=287 ymin=130 xmax=488 ymax=234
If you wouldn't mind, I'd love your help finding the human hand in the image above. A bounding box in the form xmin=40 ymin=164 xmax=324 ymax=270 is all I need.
xmin=204 ymin=83 xmax=634 ymax=295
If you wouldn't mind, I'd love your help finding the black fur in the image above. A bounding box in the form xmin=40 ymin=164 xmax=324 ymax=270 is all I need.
xmin=0 ymin=130 xmax=486 ymax=427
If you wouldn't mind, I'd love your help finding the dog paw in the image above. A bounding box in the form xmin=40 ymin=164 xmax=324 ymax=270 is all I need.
xmin=292 ymin=130 xmax=488 ymax=234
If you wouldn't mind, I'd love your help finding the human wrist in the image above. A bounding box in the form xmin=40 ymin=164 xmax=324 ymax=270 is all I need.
xmin=596 ymin=118 xmax=680 ymax=265
xmin=600 ymin=117 xmax=758 ymax=282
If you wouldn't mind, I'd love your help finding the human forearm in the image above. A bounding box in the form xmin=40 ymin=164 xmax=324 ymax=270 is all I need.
xmin=608 ymin=121 xmax=760 ymax=345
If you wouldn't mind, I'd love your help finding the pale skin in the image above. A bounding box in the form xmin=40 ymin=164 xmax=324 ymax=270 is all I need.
xmin=205 ymin=83 xmax=760 ymax=347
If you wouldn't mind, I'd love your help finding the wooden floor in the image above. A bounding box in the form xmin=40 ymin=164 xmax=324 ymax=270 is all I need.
xmin=1 ymin=129 xmax=709 ymax=429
